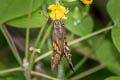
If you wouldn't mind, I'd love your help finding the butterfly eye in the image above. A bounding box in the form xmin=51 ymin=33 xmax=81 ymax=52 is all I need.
xmin=54 ymin=20 xmax=60 ymax=25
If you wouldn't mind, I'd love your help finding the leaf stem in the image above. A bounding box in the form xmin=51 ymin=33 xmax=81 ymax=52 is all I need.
xmin=34 ymin=24 xmax=46 ymax=47
xmin=35 ymin=25 xmax=115 ymax=62
xmin=29 ymin=51 xmax=36 ymax=73
xmin=38 ymin=24 xmax=52 ymax=49
xmin=25 ymin=28 xmax=30 ymax=60
xmin=0 ymin=25 xmax=22 ymax=66
xmin=30 ymin=21 xmax=52 ymax=71
xmin=70 ymin=64 xmax=105 ymax=80
xmin=56 ymin=0 xmax=59 ymax=5
xmin=28 ymin=19 xmax=52 ymax=80
xmin=25 ymin=0 xmax=34 ymax=60
xmin=68 ymin=25 xmax=114 ymax=46
xmin=58 ymin=63 xmax=65 ymax=80
xmin=35 ymin=51 xmax=52 ymax=62
xmin=31 ymin=71 xmax=58 ymax=80
xmin=34 ymin=18 xmax=52 ymax=47
xmin=25 ymin=0 xmax=34 ymax=80
xmin=0 ymin=67 xmax=23 ymax=74
xmin=29 ymin=22 xmax=47 ymax=71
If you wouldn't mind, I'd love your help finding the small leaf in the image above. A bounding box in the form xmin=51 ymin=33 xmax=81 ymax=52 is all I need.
xmin=95 ymin=38 xmax=120 ymax=75
xmin=6 ymin=10 xmax=48 ymax=28
xmin=65 ymin=11 xmax=93 ymax=36
xmin=0 ymin=0 xmax=43 ymax=24
xmin=112 ymin=26 xmax=120 ymax=53
xmin=107 ymin=0 xmax=120 ymax=24
xmin=105 ymin=76 xmax=120 ymax=80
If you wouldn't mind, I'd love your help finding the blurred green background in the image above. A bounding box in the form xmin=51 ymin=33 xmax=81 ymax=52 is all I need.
xmin=0 ymin=0 xmax=120 ymax=80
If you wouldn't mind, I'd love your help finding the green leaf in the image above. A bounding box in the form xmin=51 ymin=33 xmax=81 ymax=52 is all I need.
xmin=105 ymin=76 xmax=120 ymax=80
xmin=107 ymin=0 xmax=120 ymax=24
xmin=0 ymin=0 xmax=43 ymax=24
xmin=95 ymin=39 xmax=120 ymax=75
xmin=65 ymin=12 xmax=93 ymax=36
xmin=112 ymin=26 xmax=120 ymax=53
xmin=6 ymin=10 xmax=48 ymax=28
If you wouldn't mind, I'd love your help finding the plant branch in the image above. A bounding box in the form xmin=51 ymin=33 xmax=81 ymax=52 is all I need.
xmin=25 ymin=28 xmax=30 ymax=60
xmin=34 ymin=18 xmax=52 ymax=47
xmin=35 ymin=51 xmax=52 ymax=62
xmin=34 ymin=25 xmax=45 ymax=47
xmin=38 ymin=24 xmax=52 ymax=49
xmin=25 ymin=0 xmax=34 ymax=80
xmin=0 ymin=67 xmax=23 ymax=74
xmin=29 ymin=19 xmax=52 ymax=74
xmin=25 ymin=0 xmax=34 ymax=60
xmin=0 ymin=24 xmax=22 ymax=66
xmin=73 ymin=47 xmax=96 ymax=60
xmin=68 ymin=25 xmax=114 ymax=46
xmin=35 ymin=25 xmax=115 ymax=62
xmin=31 ymin=71 xmax=58 ymax=80
xmin=70 ymin=64 xmax=105 ymax=80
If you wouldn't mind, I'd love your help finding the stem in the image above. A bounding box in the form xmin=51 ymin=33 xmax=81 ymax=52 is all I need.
xmin=29 ymin=23 xmax=47 ymax=72
xmin=29 ymin=22 xmax=52 ymax=71
xmin=70 ymin=64 xmax=105 ymax=80
xmin=25 ymin=0 xmax=34 ymax=60
xmin=82 ymin=4 xmax=90 ymax=17
xmin=25 ymin=0 xmax=34 ymax=80
xmin=29 ymin=51 xmax=36 ymax=73
xmin=68 ymin=25 xmax=114 ymax=46
xmin=67 ymin=53 xmax=91 ymax=77
xmin=38 ymin=24 xmax=52 ymax=49
xmin=25 ymin=28 xmax=30 ymax=60
xmin=0 ymin=67 xmax=23 ymax=74
xmin=0 ymin=25 xmax=22 ymax=66
xmin=47 ymin=39 xmax=52 ymax=50
xmin=35 ymin=25 xmax=115 ymax=62
xmin=28 ymin=19 xmax=52 ymax=80
xmin=30 ymin=52 xmax=35 ymax=63
xmin=35 ymin=51 xmax=52 ymax=62
xmin=34 ymin=24 xmax=46 ymax=47
xmin=30 ymin=18 xmax=52 ymax=66
xmin=58 ymin=63 xmax=65 ymax=80
xmin=34 ymin=18 xmax=52 ymax=48
xmin=56 ymin=0 xmax=59 ymax=5
xmin=31 ymin=71 xmax=59 ymax=80
xmin=25 ymin=0 xmax=33 ymax=60
xmin=25 ymin=29 xmax=30 ymax=80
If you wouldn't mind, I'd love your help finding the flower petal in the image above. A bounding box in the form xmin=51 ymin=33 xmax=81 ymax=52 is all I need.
xmin=48 ymin=4 xmax=56 ymax=11
xmin=48 ymin=5 xmax=69 ymax=20
xmin=81 ymin=0 xmax=93 ymax=4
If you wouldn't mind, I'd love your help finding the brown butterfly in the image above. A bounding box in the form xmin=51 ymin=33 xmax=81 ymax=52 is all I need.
xmin=51 ymin=19 xmax=74 ymax=71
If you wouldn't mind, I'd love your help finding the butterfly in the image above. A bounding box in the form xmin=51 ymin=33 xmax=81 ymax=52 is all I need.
xmin=51 ymin=19 xmax=74 ymax=71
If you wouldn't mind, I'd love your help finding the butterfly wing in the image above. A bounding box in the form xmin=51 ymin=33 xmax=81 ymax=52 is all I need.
xmin=62 ymin=24 xmax=74 ymax=71
xmin=51 ymin=20 xmax=64 ymax=71
xmin=51 ymin=20 xmax=74 ymax=71
xmin=64 ymin=43 xmax=74 ymax=71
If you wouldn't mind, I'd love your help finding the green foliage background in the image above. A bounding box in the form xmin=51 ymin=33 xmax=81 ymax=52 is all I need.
xmin=0 ymin=0 xmax=120 ymax=80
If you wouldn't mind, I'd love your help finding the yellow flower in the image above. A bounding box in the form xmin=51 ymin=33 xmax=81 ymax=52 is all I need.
xmin=48 ymin=4 xmax=69 ymax=20
xmin=48 ymin=5 xmax=57 ymax=11
xmin=81 ymin=0 xmax=93 ymax=4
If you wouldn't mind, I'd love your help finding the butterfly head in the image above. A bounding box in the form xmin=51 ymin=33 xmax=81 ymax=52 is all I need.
xmin=54 ymin=20 xmax=61 ymax=25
